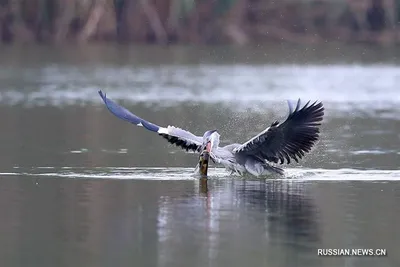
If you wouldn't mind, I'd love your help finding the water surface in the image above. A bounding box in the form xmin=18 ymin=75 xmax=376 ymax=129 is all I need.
xmin=0 ymin=44 xmax=399 ymax=267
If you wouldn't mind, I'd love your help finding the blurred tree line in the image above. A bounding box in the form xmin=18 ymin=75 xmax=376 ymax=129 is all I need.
xmin=0 ymin=0 xmax=398 ymax=45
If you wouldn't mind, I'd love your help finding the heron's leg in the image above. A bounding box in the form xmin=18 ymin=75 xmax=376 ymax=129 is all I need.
xmin=209 ymin=152 xmax=221 ymax=163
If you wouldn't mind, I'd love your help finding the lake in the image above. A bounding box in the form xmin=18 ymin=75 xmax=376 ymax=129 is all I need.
xmin=0 ymin=44 xmax=399 ymax=267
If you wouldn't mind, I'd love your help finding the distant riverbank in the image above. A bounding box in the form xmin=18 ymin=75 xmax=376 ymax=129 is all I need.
xmin=0 ymin=0 xmax=399 ymax=46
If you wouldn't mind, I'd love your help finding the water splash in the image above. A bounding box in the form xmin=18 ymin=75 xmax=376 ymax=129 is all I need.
xmin=2 ymin=167 xmax=400 ymax=181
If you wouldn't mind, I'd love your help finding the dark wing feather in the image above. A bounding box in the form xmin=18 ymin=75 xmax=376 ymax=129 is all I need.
xmin=98 ymin=90 xmax=159 ymax=131
xmin=234 ymin=99 xmax=324 ymax=164
xmin=98 ymin=90 xmax=203 ymax=152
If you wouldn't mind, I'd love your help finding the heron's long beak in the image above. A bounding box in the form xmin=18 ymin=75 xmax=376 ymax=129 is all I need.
xmin=206 ymin=141 xmax=212 ymax=153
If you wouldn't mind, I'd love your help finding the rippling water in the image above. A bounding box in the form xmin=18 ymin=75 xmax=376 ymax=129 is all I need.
xmin=2 ymin=167 xmax=400 ymax=181
xmin=0 ymin=45 xmax=399 ymax=267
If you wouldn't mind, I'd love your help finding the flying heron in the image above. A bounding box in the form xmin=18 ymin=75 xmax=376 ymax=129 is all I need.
xmin=98 ymin=90 xmax=324 ymax=177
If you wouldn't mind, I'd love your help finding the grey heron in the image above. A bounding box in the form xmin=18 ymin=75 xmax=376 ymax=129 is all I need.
xmin=98 ymin=90 xmax=324 ymax=177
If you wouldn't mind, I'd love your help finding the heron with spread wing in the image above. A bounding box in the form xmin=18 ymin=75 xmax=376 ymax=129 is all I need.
xmin=98 ymin=90 xmax=324 ymax=176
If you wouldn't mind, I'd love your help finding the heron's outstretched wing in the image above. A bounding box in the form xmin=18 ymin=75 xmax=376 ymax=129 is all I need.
xmin=234 ymin=99 xmax=324 ymax=164
xmin=98 ymin=90 xmax=203 ymax=152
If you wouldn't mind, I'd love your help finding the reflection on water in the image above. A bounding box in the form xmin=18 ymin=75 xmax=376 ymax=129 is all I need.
xmin=0 ymin=175 xmax=398 ymax=267
xmin=0 ymin=44 xmax=399 ymax=267
xmin=157 ymin=180 xmax=320 ymax=267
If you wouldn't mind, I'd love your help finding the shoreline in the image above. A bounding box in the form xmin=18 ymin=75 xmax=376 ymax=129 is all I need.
xmin=0 ymin=0 xmax=398 ymax=46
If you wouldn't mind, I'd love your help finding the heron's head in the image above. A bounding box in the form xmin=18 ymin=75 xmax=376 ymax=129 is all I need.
xmin=201 ymin=129 xmax=220 ymax=153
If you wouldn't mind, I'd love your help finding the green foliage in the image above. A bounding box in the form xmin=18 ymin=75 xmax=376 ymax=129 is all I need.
xmin=214 ymin=0 xmax=236 ymax=16
xmin=177 ymin=0 xmax=196 ymax=19
xmin=40 ymin=0 xmax=57 ymax=28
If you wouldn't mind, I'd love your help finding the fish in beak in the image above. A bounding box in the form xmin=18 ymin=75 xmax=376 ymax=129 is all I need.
xmin=198 ymin=141 xmax=212 ymax=177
